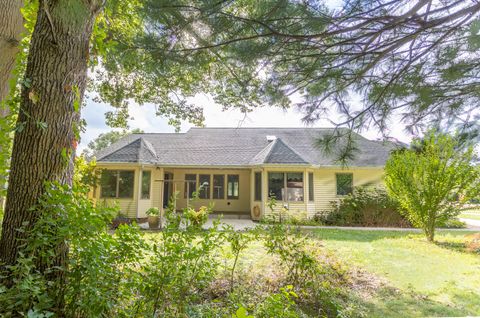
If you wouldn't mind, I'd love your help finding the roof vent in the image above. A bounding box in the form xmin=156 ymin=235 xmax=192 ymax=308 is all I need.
xmin=266 ymin=135 xmax=277 ymax=142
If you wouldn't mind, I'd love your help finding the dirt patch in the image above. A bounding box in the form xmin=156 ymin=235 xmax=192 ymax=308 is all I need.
xmin=465 ymin=233 xmax=480 ymax=253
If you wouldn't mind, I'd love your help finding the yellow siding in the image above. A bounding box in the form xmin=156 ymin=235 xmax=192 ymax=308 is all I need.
xmin=261 ymin=167 xmax=384 ymax=220
xmin=313 ymin=168 xmax=384 ymax=213
xmin=92 ymin=163 xmax=385 ymax=220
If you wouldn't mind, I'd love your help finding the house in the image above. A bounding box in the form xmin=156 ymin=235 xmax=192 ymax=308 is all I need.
xmin=91 ymin=127 xmax=395 ymax=220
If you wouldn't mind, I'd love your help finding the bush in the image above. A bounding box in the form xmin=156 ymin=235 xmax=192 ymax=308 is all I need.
xmin=184 ymin=205 xmax=210 ymax=228
xmin=318 ymin=187 xmax=410 ymax=227
xmin=437 ymin=219 xmax=466 ymax=229
xmin=146 ymin=207 xmax=160 ymax=216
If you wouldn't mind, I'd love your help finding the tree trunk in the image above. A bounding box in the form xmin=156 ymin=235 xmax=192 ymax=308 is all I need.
xmin=0 ymin=0 xmax=25 ymax=211
xmin=0 ymin=0 xmax=24 ymax=102
xmin=0 ymin=0 xmax=101 ymax=281
xmin=425 ymin=223 xmax=435 ymax=242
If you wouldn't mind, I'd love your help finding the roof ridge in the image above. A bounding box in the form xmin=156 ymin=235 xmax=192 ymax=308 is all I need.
xmin=94 ymin=135 xmax=141 ymax=161
xmin=263 ymin=138 xmax=279 ymax=163
xmin=269 ymin=138 xmax=308 ymax=164
xmin=139 ymin=138 xmax=158 ymax=161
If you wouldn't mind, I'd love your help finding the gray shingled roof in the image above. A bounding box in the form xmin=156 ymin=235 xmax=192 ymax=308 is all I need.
xmin=263 ymin=138 xmax=308 ymax=164
xmin=95 ymin=127 xmax=397 ymax=167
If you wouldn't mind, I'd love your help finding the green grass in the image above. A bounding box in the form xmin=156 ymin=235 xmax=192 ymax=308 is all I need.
xmin=142 ymin=227 xmax=480 ymax=316
xmin=459 ymin=207 xmax=480 ymax=220
xmin=312 ymin=229 xmax=480 ymax=317
xmin=460 ymin=213 xmax=480 ymax=220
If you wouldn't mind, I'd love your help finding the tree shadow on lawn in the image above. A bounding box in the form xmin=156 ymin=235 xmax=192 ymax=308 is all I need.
xmin=363 ymin=286 xmax=480 ymax=318
xmin=434 ymin=233 xmax=480 ymax=255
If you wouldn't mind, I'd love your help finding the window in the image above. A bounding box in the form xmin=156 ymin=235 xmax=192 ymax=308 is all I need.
xmin=227 ymin=175 xmax=239 ymax=199
xmin=308 ymin=172 xmax=314 ymax=201
xmin=254 ymin=172 xmax=262 ymax=201
xmin=118 ymin=171 xmax=135 ymax=198
xmin=336 ymin=173 xmax=353 ymax=195
xmin=141 ymin=171 xmax=151 ymax=199
xmin=100 ymin=170 xmax=117 ymax=198
xmin=286 ymin=173 xmax=303 ymax=202
xmin=213 ymin=175 xmax=225 ymax=199
xmin=184 ymin=174 xmax=197 ymax=199
xmin=268 ymin=172 xmax=304 ymax=202
xmin=199 ymin=174 xmax=211 ymax=199
xmin=268 ymin=172 xmax=284 ymax=200
xmin=100 ymin=170 xmax=135 ymax=199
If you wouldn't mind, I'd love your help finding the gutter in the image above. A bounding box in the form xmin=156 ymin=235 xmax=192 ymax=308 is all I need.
xmin=95 ymin=162 xmax=385 ymax=170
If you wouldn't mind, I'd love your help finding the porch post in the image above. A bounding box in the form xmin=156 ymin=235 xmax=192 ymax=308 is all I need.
xmin=250 ymin=169 xmax=254 ymax=218
xmin=136 ymin=167 xmax=143 ymax=219
xmin=159 ymin=167 xmax=164 ymax=216
xmin=262 ymin=167 xmax=267 ymax=218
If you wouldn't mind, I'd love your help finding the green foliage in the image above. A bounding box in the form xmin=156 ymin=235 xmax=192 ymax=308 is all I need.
xmin=225 ymin=230 xmax=258 ymax=292
xmin=0 ymin=182 xmax=139 ymax=317
xmin=111 ymin=0 xmax=480 ymax=159
xmin=256 ymin=285 xmax=299 ymax=318
xmin=263 ymin=224 xmax=317 ymax=285
xmin=133 ymin=200 xmax=224 ymax=317
xmin=261 ymin=224 xmax=365 ymax=317
xmin=184 ymin=205 xmax=210 ymax=228
xmin=73 ymin=155 xmax=99 ymax=188
xmin=319 ymin=187 xmax=410 ymax=227
xmin=385 ymin=130 xmax=480 ymax=241
xmin=231 ymin=306 xmax=254 ymax=318
xmin=145 ymin=206 xmax=160 ymax=216
xmin=0 ymin=184 xmax=367 ymax=317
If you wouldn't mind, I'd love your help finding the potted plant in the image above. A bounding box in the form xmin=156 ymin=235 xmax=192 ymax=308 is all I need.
xmin=146 ymin=207 xmax=160 ymax=229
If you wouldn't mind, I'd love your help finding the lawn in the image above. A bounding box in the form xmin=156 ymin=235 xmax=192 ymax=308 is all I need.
xmin=459 ymin=207 xmax=480 ymax=220
xmin=460 ymin=213 xmax=480 ymax=220
xmin=143 ymin=227 xmax=480 ymax=317
xmin=312 ymin=229 xmax=480 ymax=317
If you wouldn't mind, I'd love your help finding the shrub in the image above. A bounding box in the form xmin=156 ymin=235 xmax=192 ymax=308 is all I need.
xmin=146 ymin=207 xmax=160 ymax=216
xmin=437 ymin=219 xmax=466 ymax=229
xmin=133 ymin=200 xmax=224 ymax=317
xmin=318 ymin=187 xmax=410 ymax=227
xmin=0 ymin=182 xmax=144 ymax=317
xmin=260 ymin=224 xmax=367 ymax=317
xmin=255 ymin=285 xmax=299 ymax=318
xmin=184 ymin=205 xmax=210 ymax=228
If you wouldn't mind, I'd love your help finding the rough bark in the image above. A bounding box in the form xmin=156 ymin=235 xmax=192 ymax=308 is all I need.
xmin=0 ymin=0 xmax=25 ymax=211
xmin=0 ymin=0 xmax=24 ymax=103
xmin=0 ymin=0 xmax=101 ymax=282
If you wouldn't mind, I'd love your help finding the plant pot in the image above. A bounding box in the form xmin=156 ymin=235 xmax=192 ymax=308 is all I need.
xmin=148 ymin=216 xmax=160 ymax=229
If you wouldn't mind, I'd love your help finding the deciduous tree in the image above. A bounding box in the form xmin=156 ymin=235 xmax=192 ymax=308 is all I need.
xmin=0 ymin=0 xmax=103 ymax=284
xmin=385 ymin=131 xmax=479 ymax=242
